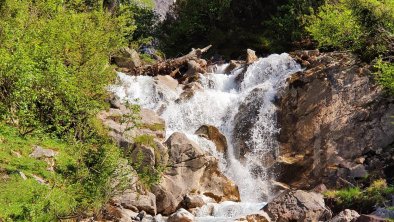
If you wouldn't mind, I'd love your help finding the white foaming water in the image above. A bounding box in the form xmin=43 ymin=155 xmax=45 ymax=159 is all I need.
xmin=110 ymin=53 xmax=301 ymax=221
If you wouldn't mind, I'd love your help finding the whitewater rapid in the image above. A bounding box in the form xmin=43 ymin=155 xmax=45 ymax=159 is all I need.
xmin=110 ymin=53 xmax=301 ymax=220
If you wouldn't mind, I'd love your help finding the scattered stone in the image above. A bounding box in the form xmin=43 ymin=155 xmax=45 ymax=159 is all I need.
xmin=312 ymin=184 xmax=328 ymax=193
xmin=263 ymin=190 xmax=332 ymax=222
xmin=349 ymin=164 xmax=368 ymax=179
xmin=11 ymin=150 xmax=21 ymax=158
xmin=19 ymin=171 xmax=27 ymax=180
xmin=246 ymin=49 xmax=258 ymax=64
xmin=235 ymin=211 xmax=270 ymax=222
xmin=329 ymin=209 xmax=360 ymax=222
xmin=32 ymin=174 xmax=48 ymax=185
xmin=355 ymin=157 xmax=366 ymax=164
xmin=167 ymin=208 xmax=195 ymax=222
xmin=195 ymin=125 xmax=228 ymax=154
xmin=29 ymin=146 xmax=57 ymax=158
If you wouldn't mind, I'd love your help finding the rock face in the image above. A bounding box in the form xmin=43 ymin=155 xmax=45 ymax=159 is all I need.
xmin=195 ymin=125 xmax=228 ymax=154
xmin=263 ymin=190 xmax=332 ymax=222
xmin=98 ymin=105 xmax=166 ymax=146
xmin=153 ymin=132 xmax=240 ymax=215
xmin=276 ymin=51 xmax=394 ymax=189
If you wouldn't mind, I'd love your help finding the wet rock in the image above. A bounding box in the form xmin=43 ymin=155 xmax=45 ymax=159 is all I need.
xmin=277 ymin=51 xmax=394 ymax=189
xmin=263 ymin=190 xmax=332 ymax=222
xmin=195 ymin=125 xmax=228 ymax=154
xmin=225 ymin=60 xmax=244 ymax=73
xmin=355 ymin=214 xmax=388 ymax=222
xmin=182 ymin=194 xmax=206 ymax=209
xmin=102 ymin=204 xmax=138 ymax=222
xmin=113 ymin=47 xmax=141 ymax=69
xmin=112 ymin=190 xmax=157 ymax=215
xmin=329 ymin=209 xmax=360 ymax=222
xmin=153 ymin=132 xmax=240 ymax=215
xmin=154 ymin=75 xmax=179 ymax=93
xmin=177 ymin=82 xmax=203 ymax=102
xmin=246 ymin=49 xmax=258 ymax=64
xmin=235 ymin=211 xmax=270 ymax=222
xmin=167 ymin=208 xmax=194 ymax=222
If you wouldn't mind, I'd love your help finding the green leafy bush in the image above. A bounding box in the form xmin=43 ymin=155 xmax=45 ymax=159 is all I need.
xmin=0 ymin=0 xmax=125 ymax=140
xmin=306 ymin=0 xmax=394 ymax=60
xmin=306 ymin=1 xmax=363 ymax=51
xmin=375 ymin=58 xmax=394 ymax=93
xmin=0 ymin=124 xmax=128 ymax=221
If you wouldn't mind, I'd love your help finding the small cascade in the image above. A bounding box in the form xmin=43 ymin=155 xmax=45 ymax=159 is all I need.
xmin=110 ymin=53 xmax=301 ymax=221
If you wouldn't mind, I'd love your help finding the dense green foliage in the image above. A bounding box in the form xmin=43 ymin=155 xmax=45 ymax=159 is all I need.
xmin=0 ymin=0 xmax=160 ymax=220
xmin=0 ymin=0 xmax=124 ymax=140
xmin=157 ymin=0 xmax=324 ymax=58
xmin=307 ymin=0 xmax=394 ymax=60
xmin=325 ymin=179 xmax=394 ymax=214
xmin=0 ymin=124 xmax=128 ymax=221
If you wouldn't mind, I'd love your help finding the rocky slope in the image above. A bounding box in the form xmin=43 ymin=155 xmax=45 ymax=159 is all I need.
xmin=275 ymin=50 xmax=394 ymax=189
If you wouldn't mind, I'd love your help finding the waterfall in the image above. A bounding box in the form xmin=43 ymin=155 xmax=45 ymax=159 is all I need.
xmin=110 ymin=53 xmax=301 ymax=220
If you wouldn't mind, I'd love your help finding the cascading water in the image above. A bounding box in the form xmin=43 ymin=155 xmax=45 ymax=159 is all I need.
xmin=110 ymin=53 xmax=301 ymax=221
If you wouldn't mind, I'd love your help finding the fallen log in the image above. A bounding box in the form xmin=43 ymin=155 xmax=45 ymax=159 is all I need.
xmin=131 ymin=45 xmax=212 ymax=79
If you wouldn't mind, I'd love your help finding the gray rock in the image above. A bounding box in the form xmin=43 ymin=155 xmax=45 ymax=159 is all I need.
xmin=372 ymin=208 xmax=394 ymax=220
xmin=355 ymin=214 xmax=388 ymax=222
xmin=153 ymin=132 xmax=239 ymax=215
xmin=246 ymin=49 xmax=258 ymax=64
xmin=349 ymin=164 xmax=368 ymax=178
xmin=195 ymin=125 xmax=228 ymax=154
xmin=263 ymin=190 xmax=332 ymax=222
xmin=167 ymin=208 xmax=194 ymax=222
xmin=113 ymin=190 xmax=157 ymax=215
xmin=277 ymin=51 xmax=394 ymax=189
xmin=329 ymin=209 xmax=360 ymax=222
xmin=113 ymin=47 xmax=141 ymax=69
xmin=30 ymin=146 xmax=57 ymax=158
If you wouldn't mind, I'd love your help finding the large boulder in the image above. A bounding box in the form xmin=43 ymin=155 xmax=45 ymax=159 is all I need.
xmin=263 ymin=190 xmax=332 ymax=222
xmin=112 ymin=190 xmax=157 ymax=215
xmin=195 ymin=125 xmax=228 ymax=154
xmin=153 ymin=132 xmax=240 ymax=215
xmin=167 ymin=208 xmax=194 ymax=222
xmin=276 ymin=51 xmax=394 ymax=189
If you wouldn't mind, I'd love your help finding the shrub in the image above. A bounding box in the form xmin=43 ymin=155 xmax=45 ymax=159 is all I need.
xmin=325 ymin=179 xmax=394 ymax=213
xmin=375 ymin=58 xmax=394 ymax=94
xmin=0 ymin=0 xmax=125 ymax=140
xmin=306 ymin=0 xmax=394 ymax=60
xmin=306 ymin=1 xmax=363 ymax=51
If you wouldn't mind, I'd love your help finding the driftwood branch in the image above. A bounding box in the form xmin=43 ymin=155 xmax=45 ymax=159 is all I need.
xmin=131 ymin=45 xmax=212 ymax=78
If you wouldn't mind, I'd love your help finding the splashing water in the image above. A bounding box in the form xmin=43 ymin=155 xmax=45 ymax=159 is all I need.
xmin=110 ymin=53 xmax=301 ymax=220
